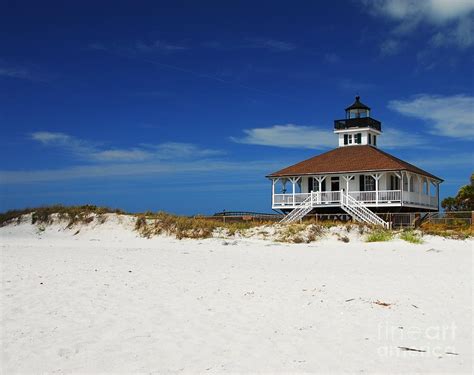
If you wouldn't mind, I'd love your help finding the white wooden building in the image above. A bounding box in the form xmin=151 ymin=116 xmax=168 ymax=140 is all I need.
xmin=267 ymin=97 xmax=443 ymax=225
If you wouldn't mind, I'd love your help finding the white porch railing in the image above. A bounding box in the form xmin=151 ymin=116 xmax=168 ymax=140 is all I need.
xmin=273 ymin=189 xmax=436 ymax=208
xmin=348 ymin=190 xmax=401 ymax=203
xmin=402 ymin=191 xmax=438 ymax=208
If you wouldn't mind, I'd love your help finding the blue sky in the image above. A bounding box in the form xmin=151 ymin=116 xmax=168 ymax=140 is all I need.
xmin=1 ymin=0 xmax=473 ymax=214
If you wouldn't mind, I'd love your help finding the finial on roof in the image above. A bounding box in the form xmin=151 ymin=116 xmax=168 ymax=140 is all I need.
xmin=345 ymin=96 xmax=370 ymax=111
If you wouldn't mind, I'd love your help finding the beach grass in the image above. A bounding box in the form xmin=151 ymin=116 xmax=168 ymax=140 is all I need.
xmin=400 ymin=230 xmax=424 ymax=244
xmin=366 ymin=229 xmax=394 ymax=242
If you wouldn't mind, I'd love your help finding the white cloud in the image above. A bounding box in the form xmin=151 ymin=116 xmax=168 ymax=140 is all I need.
xmin=378 ymin=128 xmax=427 ymax=148
xmin=430 ymin=16 xmax=474 ymax=48
xmin=231 ymin=124 xmax=336 ymax=149
xmin=361 ymin=0 xmax=474 ymax=51
xmin=149 ymin=142 xmax=224 ymax=159
xmin=29 ymin=131 xmax=223 ymax=162
xmin=388 ymin=94 xmax=474 ymax=139
xmin=0 ymin=160 xmax=276 ymax=185
xmin=366 ymin=0 xmax=474 ymax=24
xmin=233 ymin=124 xmax=428 ymax=150
xmin=408 ymin=152 xmax=474 ymax=168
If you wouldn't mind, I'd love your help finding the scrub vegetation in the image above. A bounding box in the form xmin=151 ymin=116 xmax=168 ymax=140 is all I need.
xmin=0 ymin=205 xmax=124 ymax=227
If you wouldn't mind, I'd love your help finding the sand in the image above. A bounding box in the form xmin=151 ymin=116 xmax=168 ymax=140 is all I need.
xmin=1 ymin=215 xmax=473 ymax=374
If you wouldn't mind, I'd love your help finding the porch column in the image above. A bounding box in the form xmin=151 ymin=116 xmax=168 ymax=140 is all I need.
xmin=436 ymin=182 xmax=440 ymax=210
xmin=400 ymin=171 xmax=404 ymax=206
xmin=407 ymin=172 xmax=411 ymax=195
xmin=418 ymin=175 xmax=422 ymax=206
xmin=315 ymin=176 xmax=326 ymax=204
xmin=342 ymin=175 xmax=354 ymax=193
xmin=371 ymin=173 xmax=382 ymax=206
xmin=272 ymin=178 xmax=279 ymax=206
xmin=289 ymin=177 xmax=300 ymax=206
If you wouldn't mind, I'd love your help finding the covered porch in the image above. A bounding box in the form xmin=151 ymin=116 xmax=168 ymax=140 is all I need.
xmin=271 ymin=171 xmax=439 ymax=211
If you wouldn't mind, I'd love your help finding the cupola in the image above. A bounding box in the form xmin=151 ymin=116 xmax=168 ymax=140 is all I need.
xmin=345 ymin=96 xmax=370 ymax=118
xmin=334 ymin=96 xmax=382 ymax=148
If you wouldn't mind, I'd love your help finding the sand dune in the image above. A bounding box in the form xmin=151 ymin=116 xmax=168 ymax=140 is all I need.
xmin=1 ymin=215 xmax=472 ymax=373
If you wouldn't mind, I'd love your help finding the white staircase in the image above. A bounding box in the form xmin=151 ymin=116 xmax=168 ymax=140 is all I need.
xmin=279 ymin=194 xmax=313 ymax=224
xmin=280 ymin=190 xmax=389 ymax=228
xmin=340 ymin=191 xmax=389 ymax=228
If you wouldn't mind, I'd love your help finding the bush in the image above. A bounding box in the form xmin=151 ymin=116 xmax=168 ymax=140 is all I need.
xmin=0 ymin=205 xmax=124 ymax=227
xmin=366 ymin=229 xmax=394 ymax=242
xmin=400 ymin=230 xmax=423 ymax=244
xmin=277 ymin=223 xmax=323 ymax=243
xmin=420 ymin=222 xmax=473 ymax=239
xmin=134 ymin=212 xmax=268 ymax=240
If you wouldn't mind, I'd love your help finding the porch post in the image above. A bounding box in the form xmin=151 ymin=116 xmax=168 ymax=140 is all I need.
xmin=436 ymin=182 xmax=440 ymax=210
xmin=407 ymin=172 xmax=411 ymax=195
xmin=400 ymin=171 xmax=404 ymax=205
xmin=371 ymin=173 xmax=382 ymax=206
xmin=342 ymin=175 xmax=354 ymax=193
xmin=272 ymin=178 xmax=279 ymax=207
xmin=418 ymin=175 xmax=422 ymax=206
xmin=315 ymin=176 xmax=326 ymax=204
xmin=292 ymin=178 xmax=296 ymax=206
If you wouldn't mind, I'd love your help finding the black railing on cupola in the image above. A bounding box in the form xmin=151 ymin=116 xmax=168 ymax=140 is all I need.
xmin=334 ymin=117 xmax=382 ymax=131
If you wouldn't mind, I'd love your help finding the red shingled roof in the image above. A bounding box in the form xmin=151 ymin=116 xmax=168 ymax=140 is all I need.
xmin=267 ymin=145 xmax=442 ymax=180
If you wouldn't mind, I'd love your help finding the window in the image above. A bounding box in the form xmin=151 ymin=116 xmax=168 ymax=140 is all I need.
xmin=313 ymin=178 xmax=326 ymax=191
xmin=364 ymin=176 xmax=375 ymax=191
xmin=403 ymin=176 xmax=408 ymax=191
xmin=355 ymin=133 xmax=362 ymax=144
xmin=373 ymin=135 xmax=377 ymax=146
xmin=331 ymin=177 xmax=340 ymax=191
xmin=368 ymin=133 xmax=372 ymax=144
xmin=390 ymin=175 xmax=400 ymax=190
xmin=344 ymin=134 xmax=348 ymax=145
xmin=348 ymin=134 xmax=353 ymax=144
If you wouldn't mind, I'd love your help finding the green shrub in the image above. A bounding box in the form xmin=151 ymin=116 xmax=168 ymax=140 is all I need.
xmin=400 ymin=230 xmax=423 ymax=244
xmin=366 ymin=229 xmax=394 ymax=242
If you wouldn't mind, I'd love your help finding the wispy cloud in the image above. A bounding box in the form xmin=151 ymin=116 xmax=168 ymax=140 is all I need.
xmin=0 ymin=61 xmax=45 ymax=82
xmin=408 ymin=152 xmax=474 ymax=169
xmin=88 ymin=40 xmax=189 ymax=55
xmin=0 ymin=160 xmax=275 ymax=185
xmin=29 ymin=131 xmax=223 ymax=162
xmin=361 ymin=0 xmax=474 ymax=54
xmin=231 ymin=124 xmax=335 ymax=149
xmin=379 ymin=39 xmax=402 ymax=56
xmin=378 ymin=128 xmax=426 ymax=148
xmin=134 ymin=40 xmax=189 ymax=53
xmin=202 ymin=37 xmax=296 ymax=52
xmin=232 ymin=124 xmax=429 ymax=150
xmin=244 ymin=37 xmax=296 ymax=52
xmin=388 ymin=94 xmax=474 ymax=139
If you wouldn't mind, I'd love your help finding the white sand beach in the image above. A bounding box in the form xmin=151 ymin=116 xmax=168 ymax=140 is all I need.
xmin=1 ymin=215 xmax=472 ymax=374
